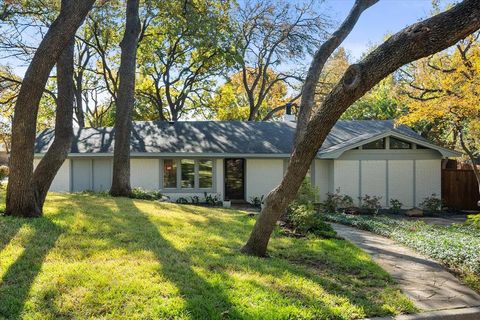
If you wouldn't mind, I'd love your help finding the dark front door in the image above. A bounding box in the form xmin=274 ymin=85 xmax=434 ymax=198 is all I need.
xmin=225 ymin=158 xmax=245 ymax=200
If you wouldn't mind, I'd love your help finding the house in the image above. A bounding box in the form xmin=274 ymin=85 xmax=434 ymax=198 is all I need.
xmin=34 ymin=119 xmax=460 ymax=208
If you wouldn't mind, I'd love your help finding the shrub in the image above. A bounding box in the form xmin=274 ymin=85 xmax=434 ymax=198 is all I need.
xmin=389 ymin=199 xmax=403 ymax=214
xmin=467 ymin=214 xmax=480 ymax=229
xmin=288 ymin=202 xmax=336 ymax=238
xmin=286 ymin=179 xmax=336 ymax=238
xmin=129 ymin=188 xmax=164 ymax=201
xmin=249 ymin=195 xmax=264 ymax=208
xmin=204 ymin=192 xmax=220 ymax=206
xmin=176 ymin=197 xmax=189 ymax=204
xmin=0 ymin=165 xmax=9 ymax=180
xmin=323 ymin=188 xmax=353 ymax=213
xmin=419 ymin=194 xmax=442 ymax=212
xmin=359 ymin=194 xmax=382 ymax=215
xmin=190 ymin=196 xmax=200 ymax=204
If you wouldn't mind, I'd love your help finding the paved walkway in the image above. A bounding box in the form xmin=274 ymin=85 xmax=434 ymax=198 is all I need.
xmin=330 ymin=223 xmax=480 ymax=312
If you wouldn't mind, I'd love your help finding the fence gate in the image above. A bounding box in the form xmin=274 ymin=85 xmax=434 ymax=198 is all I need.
xmin=442 ymin=169 xmax=479 ymax=210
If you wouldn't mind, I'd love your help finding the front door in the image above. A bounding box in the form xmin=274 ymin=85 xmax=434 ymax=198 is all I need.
xmin=224 ymin=159 xmax=245 ymax=200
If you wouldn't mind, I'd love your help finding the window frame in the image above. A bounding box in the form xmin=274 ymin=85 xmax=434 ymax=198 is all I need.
xmin=362 ymin=138 xmax=386 ymax=150
xmin=160 ymin=158 xmax=215 ymax=192
xmin=389 ymin=137 xmax=412 ymax=150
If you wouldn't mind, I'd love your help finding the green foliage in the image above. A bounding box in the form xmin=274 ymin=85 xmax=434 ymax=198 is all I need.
xmin=249 ymin=195 xmax=264 ymax=209
xmin=323 ymin=188 xmax=354 ymax=213
xmin=324 ymin=212 xmax=480 ymax=292
xmin=288 ymin=202 xmax=337 ymax=238
xmin=286 ymin=180 xmax=335 ymax=238
xmin=359 ymin=195 xmax=382 ymax=215
xmin=129 ymin=188 xmax=165 ymax=201
xmin=467 ymin=213 xmax=480 ymax=229
xmin=190 ymin=195 xmax=200 ymax=204
xmin=176 ymin=197 xmax=189 ymax=204
xmin=389 ymin=199 xmax=403 ymax=214
xmin=203 ymin=192 xmax=220 ymax=206
xmin=419 ymin=194 xmax=442 ymax=212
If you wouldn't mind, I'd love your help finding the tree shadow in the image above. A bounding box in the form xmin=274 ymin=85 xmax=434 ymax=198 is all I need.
xmin=0 ymin=218 xmax=62 ymax=319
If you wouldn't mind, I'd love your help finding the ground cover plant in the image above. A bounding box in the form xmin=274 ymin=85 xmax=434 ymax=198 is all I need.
xmin=0 ymin=192 xmax=415 ymax=319
xmin=323 ymin=213 xmax=480 ymax=292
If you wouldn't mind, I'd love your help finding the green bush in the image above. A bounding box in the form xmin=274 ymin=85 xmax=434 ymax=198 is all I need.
xmin=419 ymin=193 xmax=442 ymax=212
xmin=359 ymin=194 xmax=382 ymax=215
xmin=323 ymin=188 xmax=353 ymax=213
xmin=467 ymin=213 xmax=480 ymax=229
xmin=249 ymin=195 xmax=264 ymax=208
xmin=204 ymin=192 xmax=220 ymax=206
xmin=389 ymin=199 xmax=403 ymax=214
xmin=288 ymin=202 xmax=336 ymax=238
xmin=286 ymin=179 xmax=336 ymax=238
xmin=129 ymin=188 xmax=164 ymax=201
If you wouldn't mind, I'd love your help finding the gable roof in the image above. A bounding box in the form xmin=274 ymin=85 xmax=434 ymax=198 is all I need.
xmin=34 ymin=120 xmax=460 ymax=158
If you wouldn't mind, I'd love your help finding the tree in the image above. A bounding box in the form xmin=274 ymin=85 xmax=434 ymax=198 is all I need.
xmin=135 ymin=0 xmax=233 ymax=121
xmin=241 ymin=0 xmax=480 ymax=256
xmin=32 ymin=33 xmax=75 ymax=210
xmin=231 ymin=0 xmax=327 ymax=121
xmin=399 ymin=32 xmax=480 ymax=196
xmin=5 ymin=0 xmax=96 ymax=217
xmin=109 ymin=0 xmax=141 ymax=197
xmin=341 ymin=75 xmax=406 ymax=120
xmin=210 ymin=69 xmax=293 ymax=121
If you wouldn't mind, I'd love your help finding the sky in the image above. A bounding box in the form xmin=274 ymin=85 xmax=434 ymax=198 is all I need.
xmin=324 ymin=0 xmax=440 ymax=60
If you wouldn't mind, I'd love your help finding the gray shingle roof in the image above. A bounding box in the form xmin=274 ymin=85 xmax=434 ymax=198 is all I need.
xmin=34 ymin=120 xmax=433 ymax=157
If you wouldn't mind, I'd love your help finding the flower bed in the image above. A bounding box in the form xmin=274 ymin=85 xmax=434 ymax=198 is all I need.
xmin=324 ymin=213 xmax=480 ymax=291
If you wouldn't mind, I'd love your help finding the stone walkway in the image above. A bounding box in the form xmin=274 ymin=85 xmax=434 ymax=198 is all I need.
xmin=330 ymin=223 xmax=480 ymax=312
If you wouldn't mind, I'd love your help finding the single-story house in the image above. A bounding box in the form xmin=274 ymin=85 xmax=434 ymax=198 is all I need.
xmin=34 ymin=119 xmax=460 ymax=208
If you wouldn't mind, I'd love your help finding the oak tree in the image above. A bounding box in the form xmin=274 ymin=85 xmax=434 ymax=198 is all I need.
xmin=241 ymin=0 xmax=480 ymax=256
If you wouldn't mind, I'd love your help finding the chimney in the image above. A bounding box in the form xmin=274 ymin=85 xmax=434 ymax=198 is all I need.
xmin=283 ymin=103 xmax=296 ymax=122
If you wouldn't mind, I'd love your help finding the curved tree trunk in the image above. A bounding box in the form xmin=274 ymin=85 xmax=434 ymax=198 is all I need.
xmin=295 ymin=0 xmax=378 ymax=144
xmin=32 ymin=36 xmax=74 ymax=211
xmin=110 ymin=0 xmax=141 ymax=197
xmin=242 ymin=0 xmax=480 ymax=256
xmin=5 ymin=0 xmax=95 ymax=217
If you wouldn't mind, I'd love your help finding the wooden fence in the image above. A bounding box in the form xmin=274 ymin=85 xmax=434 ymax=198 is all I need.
xmin=442 ymin=169 xmax=479 ymax=210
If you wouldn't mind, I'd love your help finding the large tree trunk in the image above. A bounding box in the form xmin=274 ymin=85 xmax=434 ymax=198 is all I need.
xmin=241 ymin=0 xmax=480 ymax=256
xmin=5 ymin=0 xmax=95 ymax=217
xmin=109 ymin=0 xmax=141 ymax=197
xmin=32 ymin=36 xmax=75 ymax=211
xmin=295 ymin=0 xmax=378 ymax=144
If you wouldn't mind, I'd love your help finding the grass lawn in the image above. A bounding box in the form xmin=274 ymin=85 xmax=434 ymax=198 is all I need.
xmin=0 ymin=193 xmax=415 ymax=319
xmin=323 ymin=213 xmax=480 ymax=293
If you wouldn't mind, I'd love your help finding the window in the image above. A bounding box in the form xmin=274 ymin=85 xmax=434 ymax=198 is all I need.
xmin=199 ymin=160 xmax=213 ymax=188
xmin=362 ymin=138 xmax=385 ymax=149
xmin=181 ymin=159 xmax=195 ymax=188
xmin=163 ymin=159 xmax=177 ymax=188
xmin=390 ymin=137 xmax=412 ymax=149
xmin=416 ymin=144 xmax=430 ymax=149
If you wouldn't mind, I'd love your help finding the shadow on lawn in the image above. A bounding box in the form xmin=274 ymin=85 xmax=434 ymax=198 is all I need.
xmin=0 ymin=194 xmax=411 ymax=319
xmin=0 ymin=217 xmax=62 ymax=319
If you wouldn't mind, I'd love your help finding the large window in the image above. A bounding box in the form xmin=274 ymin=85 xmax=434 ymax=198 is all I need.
xmin=163 ymin=159 xmax=214 ymax=190
xmin=181 ymin=159 xmax=195 ymax=188
xmin=390 ymin=137 xmax=412 ymax=149
xmin=163 ymin=159 xmax=177 ymax=188
xmin=199 ymin=160 xmax=213 ymax=188
xmin=362 ymin=138 xmax=386 ymax=149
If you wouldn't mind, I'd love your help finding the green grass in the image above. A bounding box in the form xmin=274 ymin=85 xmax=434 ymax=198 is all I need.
xmin=323 ymin=213 xmax=480 ymax=293
xmin=0 ymin=193 xmax=415 ymax=319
